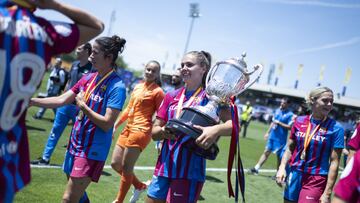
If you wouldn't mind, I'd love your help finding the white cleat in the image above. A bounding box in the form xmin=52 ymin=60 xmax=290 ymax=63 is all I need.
xmin=129 ymin=180 xmax=151 ymax=203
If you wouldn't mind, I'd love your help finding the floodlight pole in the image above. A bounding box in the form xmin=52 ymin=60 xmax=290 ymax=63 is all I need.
xmin=183 ymin=3 xmax=200 ymax=55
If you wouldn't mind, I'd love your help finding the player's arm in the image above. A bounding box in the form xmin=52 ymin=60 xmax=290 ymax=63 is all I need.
xmin=347 ymin=149 xmax=356 ymax=164
xmin=81 ymin=105 xmax=120 ymax=132
xmin=194 ymin=107 xmax=232 ymax=149
xmin=114 ymin=106 xmax=129 ymax=130
xmin=332 ymin=196 xmax=347 ymax=203
xmin=264 ymin=123 xmax=273 ymax=140
xmin=75 ymin=86 xmax=124 ymax=132
xmin=30 ymin=90 xmax=75 ymax=108
xmin=273 ymin=119 xmax=292 ymax=130
xmin=152 ymin=118 xmax=176 ymax=141
xmin=276 ymin=137 xmax=295 ymax=186
xmin=320 ymin=148 xmax=342 ymax=202
xmin=26 ymin=0 xmax=104 ymax=45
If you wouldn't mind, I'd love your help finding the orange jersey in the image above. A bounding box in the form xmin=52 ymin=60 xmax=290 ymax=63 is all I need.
xmin=116 ymin=82 xmax=164 ymax=134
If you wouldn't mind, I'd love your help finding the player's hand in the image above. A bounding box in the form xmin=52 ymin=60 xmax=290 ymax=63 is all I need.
xmin=275 ymin=167 xmax=286 ymax=188
xmin=75 ymin=91 xmax=86 ymax=109
xmin=273 ymin=120 xmax=279 ymax=125
xmin=161 ymin=126 xmax=176 ymax=140
xmin=264 ymin=133 xmax=269 ymax=140
xmin=319 ymin=193 xmax=331 ymax=203
xmin=193 ymin=125 xmax=218 ymax=150
xmin=28 ymin=98 xmax=35 ymax=107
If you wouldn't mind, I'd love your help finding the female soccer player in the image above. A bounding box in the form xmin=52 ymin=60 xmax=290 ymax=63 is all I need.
xmin=0 ymin=0 xmax=103 ymax=202
xmin=30 ymin=35 xmax=127 ymax=202
xmin=276 ymin=86 xmax=344 ymax=203
xmin=111 ymin=60 xmax=164 ymax=203
xmin=146 ymin=51 xmax=233 ymax=203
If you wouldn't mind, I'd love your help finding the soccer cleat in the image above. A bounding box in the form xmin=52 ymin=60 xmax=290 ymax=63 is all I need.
xmin=248 ymin=167 xmax=259 ymax=175
xmin=30 ymin=157 xmax=49 ymax=165
xmin=129 ymin=180 xmax=151 ymax=203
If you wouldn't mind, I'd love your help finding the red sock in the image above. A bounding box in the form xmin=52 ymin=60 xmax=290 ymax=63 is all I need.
xmin=115 ymin=173 xmax=133 ymax=202
xmin=132 ymin=174 xmax=146 ymax=190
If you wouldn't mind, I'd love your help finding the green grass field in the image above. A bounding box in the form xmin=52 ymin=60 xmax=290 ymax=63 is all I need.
xmin=15 ymin=73 xmax=284 ymax=202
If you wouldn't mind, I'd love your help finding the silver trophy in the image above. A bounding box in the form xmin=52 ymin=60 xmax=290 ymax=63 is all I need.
xmin=166 ymin=53 xmax=263 ymax=160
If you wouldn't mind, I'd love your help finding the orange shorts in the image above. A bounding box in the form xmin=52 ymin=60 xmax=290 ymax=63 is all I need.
xmin=116 ymin=128 xmax=151 ymax=151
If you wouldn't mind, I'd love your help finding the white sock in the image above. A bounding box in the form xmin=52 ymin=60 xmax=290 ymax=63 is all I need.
xmin=254 ymin=164 xmax=260 ymax=170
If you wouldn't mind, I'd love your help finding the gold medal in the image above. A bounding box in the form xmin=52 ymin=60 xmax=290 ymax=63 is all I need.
xmin=75 ymin=70 xmax=114 ymax=123
xmin=77 ymin=110 xmax=84 ymax=121
xmin=300 ymin=151 xmax=306 ymax=160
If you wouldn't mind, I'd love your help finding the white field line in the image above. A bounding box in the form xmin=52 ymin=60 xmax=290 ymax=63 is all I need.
xmin=30 ymin=164 xmax=276 ymax=173
xmin=31 ymin=164 xmax=344 ymax=173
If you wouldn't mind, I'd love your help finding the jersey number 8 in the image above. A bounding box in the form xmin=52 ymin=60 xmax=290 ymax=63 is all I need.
xmin=0 ymin=49 xmax=45 ymax=131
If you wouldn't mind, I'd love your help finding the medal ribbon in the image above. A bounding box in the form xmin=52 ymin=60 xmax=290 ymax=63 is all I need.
xmin=83 ymin=70 xmax=113 ymax=104
xmin=175 ymin=87 xmax=202 ymax=118
xmin=302 ymin=116 xmax=326 ymax=155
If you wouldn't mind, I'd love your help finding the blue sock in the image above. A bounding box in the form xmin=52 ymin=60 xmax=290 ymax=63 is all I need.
xmin=79 ymin=191 xmax=90 ymax=203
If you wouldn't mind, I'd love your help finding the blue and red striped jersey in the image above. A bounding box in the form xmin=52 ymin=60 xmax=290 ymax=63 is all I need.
xmin=0 ymin=4 xmax=79 ymax=202
xmin=69 ymin=72 xmax=126 ymax=161
xmin=289 ymin=115 xmax=344 ymax=175
xmin=155 ymin=87 xmax=215 ymax=182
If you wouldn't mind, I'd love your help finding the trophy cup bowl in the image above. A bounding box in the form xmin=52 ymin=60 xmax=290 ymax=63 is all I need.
xmin=166 ymin=52 xmax=263 ymax=160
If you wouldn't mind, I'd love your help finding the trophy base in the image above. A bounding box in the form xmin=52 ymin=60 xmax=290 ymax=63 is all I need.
xmin=165 ymin=107 xmax=219 ymax=160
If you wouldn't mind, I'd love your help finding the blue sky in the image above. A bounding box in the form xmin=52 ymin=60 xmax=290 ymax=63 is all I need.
xmin=36 ymin=0 xmax=360 ymax=99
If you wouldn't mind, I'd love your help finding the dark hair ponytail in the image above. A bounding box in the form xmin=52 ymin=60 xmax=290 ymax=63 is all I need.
xmin=95 ymin=35 xmax=126 ymax=67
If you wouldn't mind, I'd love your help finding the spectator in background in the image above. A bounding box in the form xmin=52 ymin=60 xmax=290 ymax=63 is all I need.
xmin=111 ymin=60 xmax=164 ymax=203
xmin=171 ymin=68 xmax=183 ymax=90
xmin=240 ymin=101 xmax=253 ymax=138
xmin=162 ymin=68 xmax=183 ymax=93
xmin=31 ymin=43 xmax=93 ymax=165
xmin=249 ymin=98 xmax=293 ymax=175
xmin=276 ymin=87 xmax=344 ymax=203
xmin=0 ymin=0 xmax=103 ymax=202
xmin=33 ymin=57 xmax=66 ymax=119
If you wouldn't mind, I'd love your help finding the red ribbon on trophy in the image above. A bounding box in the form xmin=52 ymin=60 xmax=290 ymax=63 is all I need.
xmin=227 ymin=96 xmax=245 ymax=203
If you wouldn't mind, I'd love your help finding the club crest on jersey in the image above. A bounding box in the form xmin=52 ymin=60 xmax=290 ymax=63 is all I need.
xmin=319 ymin=128 xmax=327 ymax=133
xmin=100 ymin=84 xmax=107 ymax=92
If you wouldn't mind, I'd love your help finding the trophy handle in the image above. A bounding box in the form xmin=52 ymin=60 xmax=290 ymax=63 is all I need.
xmin=235 ymin=63 xmax=264 ymax=96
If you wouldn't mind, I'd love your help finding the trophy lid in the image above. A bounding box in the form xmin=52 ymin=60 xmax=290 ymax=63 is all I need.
xmin=225 ymin=52 xmax=248 ymax=74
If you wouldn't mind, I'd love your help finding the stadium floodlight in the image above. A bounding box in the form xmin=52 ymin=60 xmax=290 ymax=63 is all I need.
xmin=183 ymin=3 xmax=201 ymax=54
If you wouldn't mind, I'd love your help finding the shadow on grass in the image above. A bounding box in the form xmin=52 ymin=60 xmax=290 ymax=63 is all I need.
xmin=41 ymin=117 xmax=55 ymax=123
xmin=26 ymin=125 xmax=46 ymax=132
xmin=198 ymin=195 xmax=205 ymax=201
xmin=248 ymin=173 xmax=276 ymax=182
xmin=101 ymin=171 xmax=112 ymax=176
xmin=205 ymin=175 xmax=223 ymax=183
